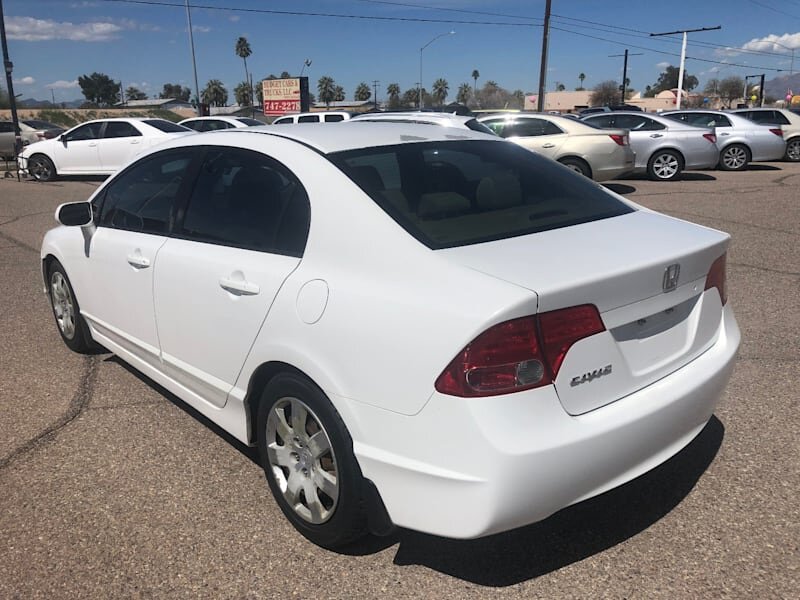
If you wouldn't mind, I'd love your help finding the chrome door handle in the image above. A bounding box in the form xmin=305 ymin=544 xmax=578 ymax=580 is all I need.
xmin=720 ymin=132 xmax=730 ymax=136
xmin=541 ymin=143 xmax=555 ymax=148
xmin=649 ymin=133 xmax=663 ymax=138
xmin=219 ymin=277 xmax=260 ymax=296
xmin=126 ymin=254 xmax=150 ymax=269
xmin=88 ymin=142 xmax=98 ymax=147
xmin=130 ymin=139 xmax=140 ymax=144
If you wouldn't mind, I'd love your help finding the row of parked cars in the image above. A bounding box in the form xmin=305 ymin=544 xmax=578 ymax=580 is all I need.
xmin=14 ymin=107 xmax=799 ymax=184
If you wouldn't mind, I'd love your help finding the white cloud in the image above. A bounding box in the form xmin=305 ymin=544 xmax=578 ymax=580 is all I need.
xmin=7 ymin=16 xmax=123 ymax=42
xmin=192 ymin=25 xmax=211 ymax=33
xmin=742 ymin=32 xmax=800 ymax=53
xmin=13 ymin=76 xmax=35 ymax=85
xmin=46 ymin=80 xmax=79 ymax=89
xmin=229 ymin=15 xmax=240 ymax=23
xmin=656 ymin=62 xmax=671 ymax=69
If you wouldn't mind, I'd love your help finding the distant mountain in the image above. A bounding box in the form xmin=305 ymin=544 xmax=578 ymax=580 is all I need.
xmin=17 ymin=97 xmax=83 ymax=109
xmin=764 ymin=73 xmax=800 ymax=99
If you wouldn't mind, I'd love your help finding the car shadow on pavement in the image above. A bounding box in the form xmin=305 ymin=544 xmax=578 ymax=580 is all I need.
xmin=388 ymin=417 xmax=724 ymax=586
xmin=744 ymin=164 xmax=781 ymax=171
xmin=602 ymin=183 xmax=636 ymax=195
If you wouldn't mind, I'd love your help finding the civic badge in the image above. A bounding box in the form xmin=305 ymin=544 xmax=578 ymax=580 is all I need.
xmin=662 ymin=264 xmax=680 ymax=292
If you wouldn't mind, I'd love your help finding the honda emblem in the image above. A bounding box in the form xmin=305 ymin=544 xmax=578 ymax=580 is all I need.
xmin=662 ymin=264 xmax=680 ymax=292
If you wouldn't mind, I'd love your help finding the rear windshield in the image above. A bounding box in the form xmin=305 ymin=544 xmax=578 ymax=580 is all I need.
xmin=465 ymin=119 xmax=496 ymax=135
xmin=236 ymin=118 xmax=264 ymax=126
xmin=329 ymin=140 xmax=633 ymax=249
xmin=23 ymin=120 xmax=60 ymax=129
xmin=143 ymin=119 xmax=191 ymax=133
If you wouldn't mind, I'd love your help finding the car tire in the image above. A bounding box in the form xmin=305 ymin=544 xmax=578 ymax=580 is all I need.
xmin=647 ymin=149 xmax=683 ymax=181
xmin=257 ymin=373 xmax=368 ymax=549
xmin=718 ymin=144 xmax=750 ymax=171
xmin=28 ymin=154 xmax=57 ymax=182
xmin=558 ymin=157 xmax=592 ymax=178
xmin=47 ymin=260 xmax=96 ymax=353
xmin=785 ymin=138 xmax=800 ymax=162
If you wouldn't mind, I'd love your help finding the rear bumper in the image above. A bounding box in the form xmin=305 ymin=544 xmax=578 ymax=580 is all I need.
xmin=342 ymin=304 xmax=739 ymax=539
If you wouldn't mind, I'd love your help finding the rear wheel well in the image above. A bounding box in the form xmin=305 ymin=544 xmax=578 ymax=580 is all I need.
xmin=244 ymin=361 xmax=313 ymax=444
xmin=42 ymin=254 xmax=57 ymax=293
xmin=557 ymin=156 xmax=592 ymax=178
xmin=651 ymin=147 xmax=685 ymax=167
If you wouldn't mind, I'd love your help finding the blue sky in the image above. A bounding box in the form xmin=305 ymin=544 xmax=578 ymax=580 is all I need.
xmin=4 ymin=0 xmax=800 ymax=103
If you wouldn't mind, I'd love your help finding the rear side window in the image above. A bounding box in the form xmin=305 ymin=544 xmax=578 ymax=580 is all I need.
xmin=298 ymin=115 xmax=319 ymax=123
xmin=324 ymin=114 xmax=345 ymax=122
xmin=181 ymin=120 xmax=204 ymax=131
xmin=103 ymin=121 xmax=142 ymax=138
xmin=99 ymin=150 xmax=195 ymax=234
xmin=585 ymin=115 xmax=615 ymax=128
xmin=329 ymin=140 xmax=634 ymax=249
xmin=143 ymin=119 xmax=191 ymax=133
xmin=273 ymin=117 xmax=293 ymax=124
xmin=179 ymin=148 xmax=310 ymax=256
xmin=615 ymin=115 xmax=665 ymax=131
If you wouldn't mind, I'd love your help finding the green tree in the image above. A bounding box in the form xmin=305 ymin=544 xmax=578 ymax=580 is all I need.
xmin=589 ymin=80 xmax=620 ymax=107
xmin=456 ymin=82 xmax=471 ymax=105
xmin=354 ymin=82 xmax=371 ymax=101
xmin=334 ymin=85 xmax=345 ymax=102
xmin=124 ymin=86 xmax=147 ymax=101
xmin=577 ymin=72 xmax=586 ymax=90
xmin=386 ymin=83 xmax=401 ymax=108
xmin=511 ymin=89 xmax=525 ymax=109
xmin=234 ymin=81 xmax=253 ymax=106
xmin=717 ymin=76 xmax=745 ymax=108
xmin=402 ymin=87 xmax=428 ymax=108
xmin=318 ymin=76 xmax=336 ymax=107
xmin=280 ymin=71 xmax=291 ymax=79
xmin=556 ymin=82 xmax=566 ymax=91
xmin=471 ymin=69 xmax=480 ymax=95
xmin=159 ymin=83 xmax=191 ymax=101
xmin=201 ymin=79 xmax=228 ymax=107
xmin=432 ymin=78 xmax=449 ymax=105
xmin=652 ymin=65 xmax=698 ymax=95
xmin=78 ymin=72 xmax=120 ymax=107
xmin=235 ymin=37 xmax=253 ymax=106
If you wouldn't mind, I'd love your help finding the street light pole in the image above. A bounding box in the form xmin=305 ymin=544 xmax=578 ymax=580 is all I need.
xmin=185 ymin=0 xmax=201 ymax=116
xmin=418 ymin=30 xmax=454 ymax=110
xmin=650 ymin=25 xmax=721 ymax=110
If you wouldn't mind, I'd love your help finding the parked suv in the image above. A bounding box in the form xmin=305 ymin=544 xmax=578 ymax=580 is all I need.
xmin=272 ymin=111 xmax=351 ymax=124
xmin=731 ymin=108 xmax=800 ymax=161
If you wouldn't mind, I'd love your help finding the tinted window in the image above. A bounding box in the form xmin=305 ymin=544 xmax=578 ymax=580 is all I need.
xmin=103 ymin=121 xmax=142 ymax=138
xmin=65 ymin=122 xmax=103 ymax=141
xmin=466 ymin=119 xmax=496 ymax=135
xmin=142 ymin=119 xmax=191 ymax=132
xmin=23 ymin=120 xmax=59 ymax=129
xmin=0 ymin=122 xmax=12 ymax=133
xmin=298 ymin=115 xmax=319 ymax=123
xmin=615 ymin=115 xmax=665 ymax=131
xmin=324 ymin=114 xmax=345 ymax=122
xmin=180 ymin=148 xmax=310 ymax=256
xmin=205 ymin=120 xmax=234 ymax=131
xmin=584 ymin=115 xmax=615 ymax=128
xmin=273 ymin=117 xmax=292 ymax=124
xmin=181 ymin=120 xmax=204 ymax=131
xmin=505 ymin=118 xmax=549 ymax=137
xmin=746 ymin=110 xmax=790 ymax=125
xmin=99 ymin=150 xmax=194 ymax=234
xmin=663 ymin=113 xmax=688 ymax=123
xmin=330 ymin=140 xmax=634 ymax=249
xmin=236 ymin=118 xmax=264 ymax=126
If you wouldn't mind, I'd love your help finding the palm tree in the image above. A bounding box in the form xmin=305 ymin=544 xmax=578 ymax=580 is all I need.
xmin=334 ymin=85 xmax=345 ymax=102
xmin=456 ymin=82 xmax=471 ymax=105
xmin=430 ymin=78 xmax=448 ymax=106
xmin=317 ymin=76 xmax=335 ymax=107
xmin=234 ymin=81 xmax=252 ymax=106
xmin=471 ymin=69 xmax=480 ymax=95
xmin=235 ymin=37 xmax=252 ymax=106
xmin=202 ymin=79 xmax=228 ymax=107
xmin=354 ymin=82 xmax=371 ymax=101
xmin=578 ymin=72 xmax=586 ymax=90
xmin=386 ymin=83 xmax=400 ymax=108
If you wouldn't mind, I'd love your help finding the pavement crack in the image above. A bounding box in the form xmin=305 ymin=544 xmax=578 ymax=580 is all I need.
xmin=730 ymin=261 xmax=800 ymax=278
xmin=665 ymin=210 xmax=799 ymax=238
xmin=0 ymin=228 xmax=39 ymax=254
xmin=0 ymin=354 xmax=99 ymax=471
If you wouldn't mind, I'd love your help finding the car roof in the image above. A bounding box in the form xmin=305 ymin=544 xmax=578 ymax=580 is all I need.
xmin=158 ymin=122 xmax=499 ymax=154
xmin=350 ymin=112 xmax=474 ymax=125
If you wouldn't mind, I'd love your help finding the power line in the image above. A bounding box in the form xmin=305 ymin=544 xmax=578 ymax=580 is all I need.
xmin=99 ymin=0 xmax=537 ymax=26
xmin=352 ymin=0 xmax=539 ymax=23
xmin=746 ymin=0 xmax=800 ymax=19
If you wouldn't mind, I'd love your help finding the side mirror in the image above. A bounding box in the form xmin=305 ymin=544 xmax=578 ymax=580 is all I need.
xmin=55 ymin=202 xmax=93 ymax=227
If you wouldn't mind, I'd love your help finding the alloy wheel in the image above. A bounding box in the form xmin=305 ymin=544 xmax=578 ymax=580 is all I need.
xmin=788 ymin=140 xmax=800 ymax=162
xmin=652 ymin=153 xmax=680 ymax=179
xmin=266 ymin=396 xmax=339 ymax=524
xmin=722 ymin=146 xmax=747 ymax=170
xmin=30 ymin=156 xmax=53 ymax=181
xmin=51 ymin=271 xmax=76 ymax=339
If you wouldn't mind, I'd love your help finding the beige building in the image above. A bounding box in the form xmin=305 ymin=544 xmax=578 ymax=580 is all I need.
xmin=524 ymin=89 xmax=718 ymax=113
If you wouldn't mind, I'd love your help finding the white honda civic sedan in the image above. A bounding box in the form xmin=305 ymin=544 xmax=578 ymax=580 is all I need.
xmin=41 ymin=123 xmax=740 ymax=548
xmin=19 ymin=117 xmax=191 ymax=181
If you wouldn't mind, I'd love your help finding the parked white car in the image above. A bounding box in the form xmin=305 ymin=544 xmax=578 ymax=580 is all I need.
xmin=19 ymin=118 xmax=191 ymax=181
xmin=179 ymin=115 xmax=265 ymax=131
xmin=42 ymin=123 xmax=739 ymax=548
xmin=477 ymin=112 xmax=636 ymax=181
xmin=272 ymin=111 xmax=351 ymax=124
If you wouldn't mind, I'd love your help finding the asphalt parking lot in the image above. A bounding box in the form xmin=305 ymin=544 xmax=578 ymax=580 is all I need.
xmin=1 ymin=165 xmax=798 ymax=598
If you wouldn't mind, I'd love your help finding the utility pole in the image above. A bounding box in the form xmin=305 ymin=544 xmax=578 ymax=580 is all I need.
xmin=51 ymin=88 xmax=56 ymax=106
xmin=650 ymin=25 xmax=721 ymax=109
xmin=185 ymin=0 xmax=201 ymax=116
xmin=0 ymin=0 xmax=22 ymax=178
xmin=536 ymin=0 xmax=552 ymax=112
xmin=373 ymin=79 xmax=379 ymax=110
xmin=609 ymin=49 xmax=642 ymax=104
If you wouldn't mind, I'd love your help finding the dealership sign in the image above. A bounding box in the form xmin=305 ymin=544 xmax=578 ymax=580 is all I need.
xmin=262 ymin=77 xmax=310 ymax=115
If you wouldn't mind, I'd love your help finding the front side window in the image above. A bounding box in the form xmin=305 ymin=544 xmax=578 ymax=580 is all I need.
xmin=204 ymin=120 xmax=234 ymax=131
xmin=103 ymin=121 xmax=142 ymax=139
xmin=236 ymin=118 xmax=263 ymax=126
xmin=65 ymin=122 xmax=103 ymax=142
xmin=179 ymin=148 xmax=310 ymax=256
xmin=273 ymin=117 xmax=292 ymax=125
xmin=324 ymin=114 xmax=345 ymax=122
xmin=99 ymin=149 xmax=195 ymax=234
xmin=330 ymin=140 xmax=634 ymax=249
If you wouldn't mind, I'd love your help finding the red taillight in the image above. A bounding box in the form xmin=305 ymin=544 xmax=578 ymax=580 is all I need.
xmin=435 ymin=305 xmax=605 ymax=397
xmin=609 ymin=134 xmax=628 ymax=146
xmin=769 ymin=128 xmax=783 ymax=137
xmin=704 ymin=253 xmax=728 ymax=305
xmin=703 ymin=133 xmax=717 ymax=144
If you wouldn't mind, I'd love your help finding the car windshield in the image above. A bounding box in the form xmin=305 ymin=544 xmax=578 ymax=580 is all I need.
xmin=143 ymin=119 xmax=192 ymax=133
xmin=329 ymin=140 xmax=633 ymax=249
xmin=23 ymin=120 xmax=60 ymax=129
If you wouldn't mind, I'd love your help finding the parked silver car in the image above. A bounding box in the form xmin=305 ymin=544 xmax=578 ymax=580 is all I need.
xmin=730 ymin=108 xmax=800 ymax=162
xmin=662 ymin=110 xmax=786 ymax=170
xmin=582 ymin=112 xmax=719 ymax=181
xmin=477 ymin=113 xmax=636 ymax=181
